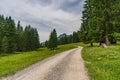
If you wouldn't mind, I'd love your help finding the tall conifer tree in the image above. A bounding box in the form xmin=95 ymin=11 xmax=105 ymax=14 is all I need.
xmin=48 ymin=29 xmax=57 ymax=50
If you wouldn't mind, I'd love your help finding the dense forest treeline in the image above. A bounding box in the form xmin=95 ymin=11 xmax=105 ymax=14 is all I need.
xmin=79 ymin=0 xmax=120 ymax=46
xmin=45 ymin=0 xmax=120 ymax=48
xmin=57 ymin=31 xmax=80 ymax=45
xmin=42 ymin=30 xmax=80 ymax=49
xmin=0 ymin=15 xmax=40 ymax=54
xmin=0 ymin=14 xmax=80 ymax=53
xmin=1 ymin=0 xmax=120 ymax=52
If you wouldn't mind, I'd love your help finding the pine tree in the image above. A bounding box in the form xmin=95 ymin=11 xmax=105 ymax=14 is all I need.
xmin=16 ymin=21 xmax=23 ymax=51
xmin=0 ymin=15 xmax=40 ymax=53
xmin=0 ymin=15 xmax=5 ymax=53
xmin=72 ymin=32 xmax=80 ymax=43
xmin=1 ymin=36 xmax=9 ymax=53
xmin=22 ymin=25 xmax=40 ymax=51
xmin=58 ymin=33 xmax=68 ymax=45
xmin=5 ymin=16 xmax=17 ymax=52
xmin=33 ymin=28 xmax=40 ymax=49
xmin=45 ymin=40 xmax=49 ymax=47
xmin=48 ymin=29 xmax=57 ymax=50
xmin=80 ymin=0 xmax=93 ymax=45
xmin=68 ymin=35 xmax=73 ymax=43
xmin=80 ymin=0 xmax=120 ymax=46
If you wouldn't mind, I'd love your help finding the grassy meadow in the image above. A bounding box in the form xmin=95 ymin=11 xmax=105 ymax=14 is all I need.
xmin=1 ymin=42 xmax=120 ymax=80
xmin=0 ymin=43 xmax=79 ymax=78
xmin=82 ymin=43 xmax=120 ymax=80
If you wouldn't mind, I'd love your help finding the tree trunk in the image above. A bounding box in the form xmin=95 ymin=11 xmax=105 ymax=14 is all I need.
xmin=105 ymin=35 xmax=110 ymax=46
xmin=104 ymin=1 xmax=111 ymax=46
xmin=99 ymin=42 xmax=102 ymax=46
xmin=90 ymin=42 xmax=93 ymax=47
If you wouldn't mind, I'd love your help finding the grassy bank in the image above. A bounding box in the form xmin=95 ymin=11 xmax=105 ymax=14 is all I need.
xmin=0 ymin=43 xmax=78 ymax=78
xmin=82 ymin=43 xmax=120 ymax=80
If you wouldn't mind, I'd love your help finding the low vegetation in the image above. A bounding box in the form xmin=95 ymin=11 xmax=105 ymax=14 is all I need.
xmin=82 ymin=43 xmax=120 ymax=80
xmin=1 ymin=39 xmax=120 ymax=80
xmin=0 ymin=43 xmax=79 ymax=79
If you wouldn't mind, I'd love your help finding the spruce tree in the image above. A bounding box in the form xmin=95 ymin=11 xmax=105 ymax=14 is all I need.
xmin=1 ymin=36 xmax=9 ymax=53
xmin=34 ymin=28 xmax=40 ymax=49
xmin=80 ymin=0 xmax=120 ymax=46
xmin=68 ymin=35 xmax=73 ymax=43
xmin=22 ymin=25 xmax=40 ymax=51
xmin=45 ymin=40 xmax=49 ymax=47
xmin=72 ymin=32 xmax=79 ymax=43
xmin=16 ymin=21 xmax=23 ymax=51
xmin=5 ymin=16 xmax=17 ymax=52
xmin=48 ymin=29 xmax=57 ymax=50
xmin=0 ymin=15 xmax=40 ymax=53
xmin=58 ymin=33 xmax=68 ymax=45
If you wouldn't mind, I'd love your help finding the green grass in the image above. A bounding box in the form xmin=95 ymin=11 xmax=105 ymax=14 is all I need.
xmin=2 ymin=42 xmax=119 ymax=80
xmin=0 ymin=43 xmax=78 ymax=78
xmin=82 ymin=43 xmax=120 ymax=80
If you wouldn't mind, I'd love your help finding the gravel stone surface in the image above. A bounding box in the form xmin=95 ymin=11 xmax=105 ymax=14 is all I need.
xmin=2 ymin=47 xmax=90 ymax=80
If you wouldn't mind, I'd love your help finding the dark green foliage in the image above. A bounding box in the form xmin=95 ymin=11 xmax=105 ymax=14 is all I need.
xmin=72 ymin=31 xmax=80 ymax=43
xmin=80 ymin=0 xmax=120 ymax=46
xmin=0 ymin=15 xmax=40 ymax=54
xmin=57 ymin=32 xmax=80 ymax=45
xmin=16 ymin=21 xmax=23 ymax=51
xmin=68 ymin=35 xmax=73 ymax=43
xmin=48 ymin=29 xmax=57 ymax=50
xmin=1 ymin=16 xmax=17 ymax=53
xmin=0 ymin=15 xmax=4 ymax=53
xmin=1 ymin=36 xmax=9 ymax=53
xmin=22 ymin=25 xmax=40 ymax=51
xmin=8 ymin=17 xmax=16 ymax=52
xmin=58 ymin=33 xmax=68 ymax=45
xmin=45 ymin=40 xmax=49 ymax=47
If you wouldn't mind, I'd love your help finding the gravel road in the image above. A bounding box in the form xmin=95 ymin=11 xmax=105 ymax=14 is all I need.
xmin=2 ymin=47 xmax=89 ymax=80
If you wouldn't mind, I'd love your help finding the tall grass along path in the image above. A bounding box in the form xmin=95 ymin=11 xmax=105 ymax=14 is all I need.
xmin=2 ymin=47 xmax=89 ymax=80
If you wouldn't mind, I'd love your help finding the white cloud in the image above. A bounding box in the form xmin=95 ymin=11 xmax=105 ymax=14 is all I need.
xmin=0 ymin=0 xmax=84 ymax=42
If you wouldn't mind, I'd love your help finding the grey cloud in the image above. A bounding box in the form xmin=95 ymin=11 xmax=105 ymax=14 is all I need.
xmin=58 ymin=0 xmax=84 ymax=14
xmin=27 ymin=0 xmax=84 ymax=14
xmin=0 ymin=0 xmax=84 ymax=42
xmin=27 ymin=0 xmax=52 ymax=6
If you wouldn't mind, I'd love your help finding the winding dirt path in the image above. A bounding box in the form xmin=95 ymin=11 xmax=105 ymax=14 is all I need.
xmin=2 ymin=47 xmax=90 ymax=80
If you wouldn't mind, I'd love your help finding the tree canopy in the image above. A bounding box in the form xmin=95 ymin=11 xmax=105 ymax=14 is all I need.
xmin=48 ymin=29 xmax=58 ymax=50
xmin=0 ymin=15 xmax=40 ymax=54
xmin=80 ymin=0 xmax=120 ymax=46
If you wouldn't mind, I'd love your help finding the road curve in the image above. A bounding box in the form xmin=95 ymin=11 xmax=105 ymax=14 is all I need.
xmin=2 ymin=47 xmax=90 ymax=80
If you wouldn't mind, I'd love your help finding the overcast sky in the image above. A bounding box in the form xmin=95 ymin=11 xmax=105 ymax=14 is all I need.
xmin=0 ymin=0 xmax=84 ymax=42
